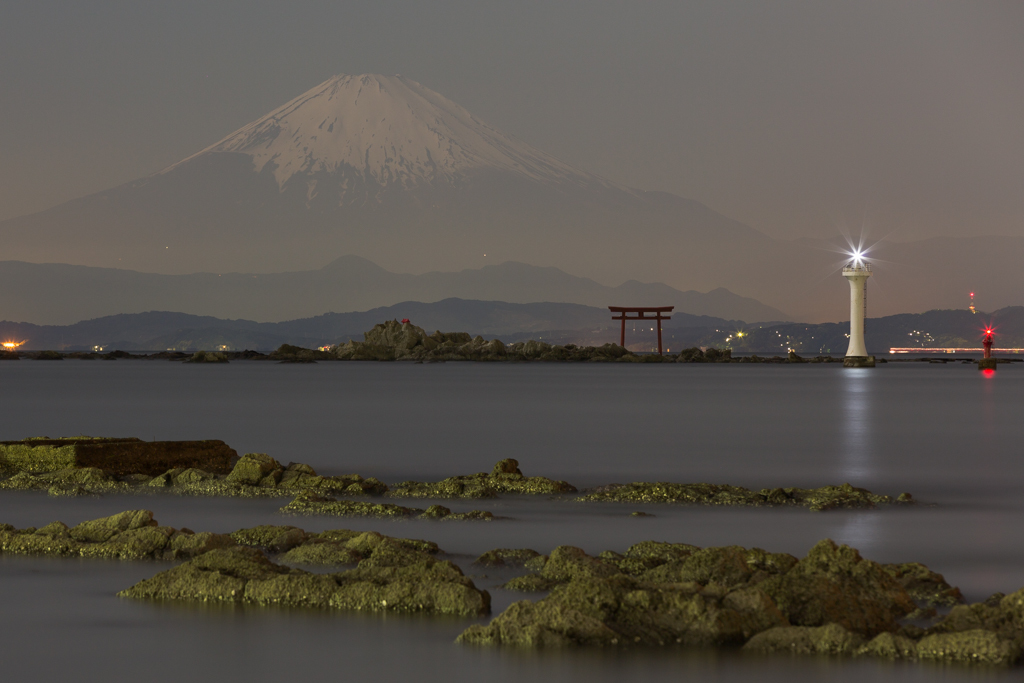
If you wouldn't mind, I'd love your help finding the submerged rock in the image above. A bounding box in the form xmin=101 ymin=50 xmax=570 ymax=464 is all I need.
xmin=120 ymin=543 xmax=490 ymax=617
xmin=0 ymin=510 xmax=231 ymax=561
xmin=474 ymin=548 xmax=542 ymax=568
xmin=387 ymin=459 xmax=576 ymax=499
xmin=577 ymin=481 xmax=907 ymax=511
xmin=281 ymin=491 xmax=494 ymax=521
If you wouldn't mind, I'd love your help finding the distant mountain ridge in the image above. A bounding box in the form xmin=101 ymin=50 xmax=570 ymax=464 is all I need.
xmin=0 ymin=256 xmax=788 ymax=326
xmin=0 ymin=299 xmax=742 ymax=352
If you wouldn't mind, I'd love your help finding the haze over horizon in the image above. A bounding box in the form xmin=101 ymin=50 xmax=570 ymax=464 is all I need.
xmin=2 ymin=1 xmax=1023 ymax=323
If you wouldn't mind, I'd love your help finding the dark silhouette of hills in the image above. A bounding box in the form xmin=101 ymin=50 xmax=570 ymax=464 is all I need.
xmin=0 ymin=256 xmax=788 ymax=326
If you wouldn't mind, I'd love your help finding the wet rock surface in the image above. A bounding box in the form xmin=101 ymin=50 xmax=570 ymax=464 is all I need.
xmin=577 ymin=482 xmax=910 ymax=511
xmin=0 ymin=510 xmax=232 ymax=561
xmin=387 ymin=459 xmax=576 ymax=499
xmin=282 ymin=491 xmax=495 ymax=521
xmin=119 ymin=537 xmax=490 ymax=617
xmin=457 ymin=538 xmax=1019 ymax=667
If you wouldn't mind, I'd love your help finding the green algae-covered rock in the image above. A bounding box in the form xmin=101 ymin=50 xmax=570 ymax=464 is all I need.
xmin=759 ymin=540 xmax=915 ymax=636
xmin=281 ymin=491 xmax=494 ymax=520
xmin=386 ymin=459 xmax=576 ymax=499
xmin=281 ymin=491 xmax=421 ymax=518
xmin=883 ymin=562 xmax=965 ymax=607
xmin=577 ymin=481 xmax=902 ymax=510
xmin=458 ymin=599 xmax=620 ymax=647
xmin=279 ymin=541 xmax=363 ymax=566
xmin=121 ymin=547 xmax=282 ymax=601
xmin=501 ymin=575 xmax=562 ymax=592
xmin=855 ymin=631 xmax=919 ymax=660
xmin=915 ymin=630 xmax=1019 ymax=666
xmin=69 ymin=509 xmax=157 ymax=543
xmin=474 ymin=548 xmax=542 ymax=568
xmin=168 ymin=531 xmax=235 ymax=558
xmin=537 ymin=546 xmax=622 ymax=583
xmin=0 ymin=510 xmax=196 ymax=560
xmin=120 ymin=544 xmax=491 ymax=617
xmin=743 ymin=623 xmax=866 ymax=655
xmin=462 ymin=574 xmax=787 ymax=648
xmin=226 ymin=453 xmax=282 ymax=486
xmin=230 ymin=525 xmax=308 ymax=552
xmin=640 ymin=546 xmax=754 ymax=587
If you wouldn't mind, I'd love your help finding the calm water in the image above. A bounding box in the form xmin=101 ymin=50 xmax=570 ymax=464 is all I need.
xmin=0 ymin=360 xmax=1022 ymax=682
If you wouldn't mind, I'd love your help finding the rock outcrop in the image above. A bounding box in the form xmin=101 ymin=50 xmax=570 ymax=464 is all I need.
xmin=120 ymin=538 xmax=490 ymax=617
xmin=281 ymin=491 xmax=495 ymax=520
xmin=387 ymin=459 xmax=576 ymax=499
xmin=332 ymin=320 xmax=637 ymax=362
xmin=0 ymin=510 xmax=233 ymax=561
xmin=457 ymin=539 xmax=1011 ymax=667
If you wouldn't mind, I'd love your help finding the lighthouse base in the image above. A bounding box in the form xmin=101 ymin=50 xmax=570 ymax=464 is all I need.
xmin=978 ymin=358 xmax=997 ymax=371
xmin=843 ymin=355 xmax=876 ymax=368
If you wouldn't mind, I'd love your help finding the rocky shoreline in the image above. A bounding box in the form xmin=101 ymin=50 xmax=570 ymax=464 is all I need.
xmin=0 ymin=440 xmax=911 ymax=513
xmin=2 ymin=508 xmax=1022 ymax=666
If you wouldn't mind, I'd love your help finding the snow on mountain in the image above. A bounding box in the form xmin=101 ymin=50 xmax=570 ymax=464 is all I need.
xmin=169 ymin=74 xmax=614 ymax=195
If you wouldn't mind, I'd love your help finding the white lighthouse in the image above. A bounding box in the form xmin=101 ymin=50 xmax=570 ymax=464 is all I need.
xmin=842 ymin=257 xmax=874 ymax=367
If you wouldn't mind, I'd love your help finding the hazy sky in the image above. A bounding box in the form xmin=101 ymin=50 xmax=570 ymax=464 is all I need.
xmin=2 ymin=0 xmax=1022 ymax=242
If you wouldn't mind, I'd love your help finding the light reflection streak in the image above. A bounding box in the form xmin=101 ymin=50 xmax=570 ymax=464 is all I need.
xmin=839 ymin=368 xmax=881 ymax=552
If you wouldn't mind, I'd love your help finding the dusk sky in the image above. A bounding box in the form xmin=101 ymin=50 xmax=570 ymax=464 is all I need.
xmin=3 ymin=0 xmax=1022 ymax=243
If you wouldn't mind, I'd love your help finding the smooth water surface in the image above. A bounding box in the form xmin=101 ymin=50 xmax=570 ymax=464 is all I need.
xmin=0 ymin=360 xmax=1021 ymax=682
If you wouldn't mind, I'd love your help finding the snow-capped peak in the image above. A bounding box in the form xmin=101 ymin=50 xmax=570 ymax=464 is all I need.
xmin=171 ymin=74 xmax=610 ymax=191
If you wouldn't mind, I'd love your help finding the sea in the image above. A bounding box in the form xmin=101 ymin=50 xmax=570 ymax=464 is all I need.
xmin=0 ymin=359 xmax=1022 ymax=682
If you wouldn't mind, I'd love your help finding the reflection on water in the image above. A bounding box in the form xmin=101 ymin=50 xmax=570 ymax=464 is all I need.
xmin=840 ymin=367 xmax=875 ymax=481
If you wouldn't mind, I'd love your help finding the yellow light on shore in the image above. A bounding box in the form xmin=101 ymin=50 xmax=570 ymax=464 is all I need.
xmin=2 ymin=340 xmax=26 ymax=350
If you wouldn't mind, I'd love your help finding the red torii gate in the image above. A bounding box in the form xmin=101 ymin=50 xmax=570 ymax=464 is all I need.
xmin=609 ymin=306 xmax=674 ymax=355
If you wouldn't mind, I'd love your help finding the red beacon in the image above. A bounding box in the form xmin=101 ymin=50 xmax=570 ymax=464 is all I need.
xmin=983 ymin=328 xmax=994 ymax=359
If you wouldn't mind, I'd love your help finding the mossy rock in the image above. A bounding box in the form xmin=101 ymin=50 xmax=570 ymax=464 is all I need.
xmin=230 ymin=525 xmax=308 ymax=552
xmin=474 ymin=548 xmax=542 ymax=568
xmin=120 ymin=544 xmax=490 ymax=617
xmin=743 ymin=623 xmax=866 ymax=655
xmin=501 ymin=575 xmax=561 ymax=592
xmin=758 ymin=540 xmax=915 ymax=636
xmin=387 ymin=459 xmax=575 ymax=499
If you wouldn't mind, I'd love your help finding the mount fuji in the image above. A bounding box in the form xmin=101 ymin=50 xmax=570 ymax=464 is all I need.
xmin=3 ymin=73 xmax=1024 ymax=321
xmin=0 ymin=75 xmax=774 ymax=288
